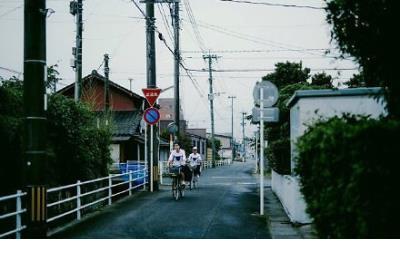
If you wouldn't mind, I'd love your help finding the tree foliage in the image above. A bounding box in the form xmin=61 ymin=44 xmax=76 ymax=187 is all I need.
xmin=262 ymin=61 xmax=310 ymax=88
xmin=261 ymin=62 xmax=333 ymax=174
xmin=325 ymin=0 xmax=398 ymax=116
xmin=311 ymin=72 xmax=333 ymax=88
xmin=345 ymin=72 xmax=366 ymax=88
xmin=207 ymin=138 xmax=222 ymax=160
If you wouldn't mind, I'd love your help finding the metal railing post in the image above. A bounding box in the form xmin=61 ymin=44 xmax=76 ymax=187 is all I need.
xmin=128 ymin=171 xmax=132 ymax=196
xmin=108 ymin=175 xmax=112 ymax=205
xmin=143 ymin=166 xmax=147 ymax=191
xmin=16 ymin=190 xmax=22 ymax=239
xmin=76 ymin=181 xmax=81 ymax=220
xmin=159 ymin=162 xmax=163 ymax=185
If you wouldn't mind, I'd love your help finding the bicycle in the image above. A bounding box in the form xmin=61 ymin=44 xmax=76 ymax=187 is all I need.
xmin=169 ymin=167 xmax=185 ymax=200
xmin=188 ymin=164 xmax=200 ymax=190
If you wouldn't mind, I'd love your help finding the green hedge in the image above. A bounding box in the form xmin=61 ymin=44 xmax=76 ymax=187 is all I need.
xmin=296 ymin=115 xmax=400 ymax=238
xmin=0 ymin=78 xmax=111 ymax=195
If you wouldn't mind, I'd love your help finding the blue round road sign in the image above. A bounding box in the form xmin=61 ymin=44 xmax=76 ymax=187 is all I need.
xmin=143 ymin=107 xmax=160 ymax=125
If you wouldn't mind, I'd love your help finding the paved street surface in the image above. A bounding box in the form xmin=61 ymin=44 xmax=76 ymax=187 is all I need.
xmin=53 ymin=161 xmax=271 ymax=239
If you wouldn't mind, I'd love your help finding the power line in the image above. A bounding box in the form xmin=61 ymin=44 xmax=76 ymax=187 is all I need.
xmin=220 ymin=0 xmax=325 ymax=10
xmin=0 ymin=4 xmax=22 ymax=19
xmin=157 ymin=4 xmax=174 ymax=43
xmin=129 ymin=0 xmax=208 ymax=103
xmin=183 ymin=0 xmax=207 ymax=53
xmin=187 ymin=67 xmax=359 ymax=73
xmin=182 ymin=48 xmax=336 ymax=54
xmin=185 ymin=55 xmax=349 ymax=60
xmin=181 ymin=18 xmax=339 ymax=58
xmin=0 ymin=66 xmax=22 ymax=75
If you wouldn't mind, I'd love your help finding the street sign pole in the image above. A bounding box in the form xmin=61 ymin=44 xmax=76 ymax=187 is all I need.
xmin=255 ymin=129 xmax=259 ymax=174
xmin=260 ymin=86 xmax=265 ymax=216
xmin=150 ymin=125 xmax=154 ymax=192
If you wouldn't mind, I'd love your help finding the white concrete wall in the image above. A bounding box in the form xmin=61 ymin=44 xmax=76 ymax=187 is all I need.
xmin=271 ymin=170 xmax=311 ymax=224
xmin=110 ymin=144 xmax=120 ymax=163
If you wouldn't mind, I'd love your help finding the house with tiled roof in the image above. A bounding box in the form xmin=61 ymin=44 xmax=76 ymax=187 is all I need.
xmin=58 ymin=70 xmax=169 ymax=163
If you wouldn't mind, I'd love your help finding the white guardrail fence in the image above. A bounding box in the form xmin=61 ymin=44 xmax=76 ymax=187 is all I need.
xmin=0 ymin=159 xmax=231 ymax=239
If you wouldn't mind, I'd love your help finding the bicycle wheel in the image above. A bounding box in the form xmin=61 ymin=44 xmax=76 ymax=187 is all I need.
xmin=172 ymin=177 xmax=179 ymax=200
xmin=180 ymin=184 xmax=184 ymax=198
xmin=189 ymin=172 xmax=193 ymax=191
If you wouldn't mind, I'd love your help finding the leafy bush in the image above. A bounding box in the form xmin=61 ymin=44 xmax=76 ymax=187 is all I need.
xmin=0 ymin=77 xmax=111 ymax=194
xmin=46 ymin=95 xmax=112 ymax=186
xmin=0 ymin=78 xmax=24 ymax=194
xmin=296 ymin=115 xmax=400 ymax=238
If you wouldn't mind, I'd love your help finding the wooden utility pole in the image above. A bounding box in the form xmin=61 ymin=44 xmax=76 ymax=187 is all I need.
xmin=70 ymin=0 xmax=83 ymax=101
xmin=104 ymin=54 xmax=110 ymax=113
xmin=203 ymin=52 xmax=219 ymax=167
xmin=173 ymin=0 xmax=181 ymax=136
xmin=228 ymin=96 xmax=236 ymax=161
xmin=24 ymin=0 xmax=48 ymax=238
xmin=145 ymin=1 xmax=159 ymax=191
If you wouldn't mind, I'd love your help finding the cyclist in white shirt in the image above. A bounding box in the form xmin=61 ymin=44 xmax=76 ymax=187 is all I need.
xmin=168 ymin=142 xmax=187 ymax=185
xmin=188 ymin=146 xmax=202 ymax=178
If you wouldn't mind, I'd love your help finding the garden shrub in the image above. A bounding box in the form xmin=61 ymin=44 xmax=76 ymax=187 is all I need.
xmin=0 ymin=77 xmax=111 ymax=195
xmin=296 ymin=115 xmax=400 ymax=238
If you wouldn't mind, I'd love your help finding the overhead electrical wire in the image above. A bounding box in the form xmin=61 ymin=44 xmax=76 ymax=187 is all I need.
xmin=181 ymin=18 xmax=347 ymax=59
xmin=182 ymin=48 xmax=336 ymax=54
xmin=0 ymin=4 xmax=22 ymax=19
xmin=219 ymin=0 xmax=325 ymax=10
xmin=129 ymin=0 xmax=207 ymax=102
xmin=187 ymin=67 xmax=358 ymax=73
xmin=183 ymin=0 xmax=207 ymax=54
xmin=157 ymin=4 xmax=174 ymax=43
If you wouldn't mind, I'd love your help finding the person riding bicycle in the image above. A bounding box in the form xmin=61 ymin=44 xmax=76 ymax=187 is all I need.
xmin=188 ymin=146 xmax=202 ymax=178
xmin=168 ymin=142 xmax=186 ymax=185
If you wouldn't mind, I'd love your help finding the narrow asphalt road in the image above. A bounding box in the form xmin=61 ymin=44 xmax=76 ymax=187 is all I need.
xmin=53 ymin=161 xmax=271 ymax=239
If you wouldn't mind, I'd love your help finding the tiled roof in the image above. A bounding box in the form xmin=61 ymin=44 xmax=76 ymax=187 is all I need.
xmin=287 ymin=87 xmax=384 ymax=108
xmin=111 ymin=110 xmax=142 ymax=137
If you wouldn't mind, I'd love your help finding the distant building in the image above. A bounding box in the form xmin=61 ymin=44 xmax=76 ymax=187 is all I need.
xmin=158 ymin=98 xmax=187 ymax=134
xmin=207 ymin=133 xmax=233 ymax=159
xmin=186 ymin=128 xmax=207 ymax=160
xmin=58 ymin=70 xmax=169 ymax=163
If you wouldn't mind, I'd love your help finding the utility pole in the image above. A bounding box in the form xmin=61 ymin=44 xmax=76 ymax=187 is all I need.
xmin=128 ymin=78 xmax=133 ymax=91
xmin=173 ymin=0 xmax=180 ymax=136
xmin=145 ymin=1 xmax=159 ymax=191
xmin=70 ymin=0 xmax=83 ymax=102
xmin=228 ymin=96 xmax=236 ymax=162
xmin=104 ymin=54 xmax=110 ymax=113
xmin=203 ymin=52 xmax=219 ymax=167
xmin=24 ymin=0 xmax=47 ymax=238
xmin=241 ymin=112 xmax=247 ymax=161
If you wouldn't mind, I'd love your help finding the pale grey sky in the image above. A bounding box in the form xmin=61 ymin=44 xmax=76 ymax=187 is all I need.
xmin=0 ymin=0 xmax=358 ymax=140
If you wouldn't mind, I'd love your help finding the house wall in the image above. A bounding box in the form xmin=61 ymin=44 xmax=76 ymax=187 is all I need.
xmin=189 ymin=136 xmax=207 ymax=160
xmin=271 ymin=170 xmax=311 ymax=224
xmin=110 ymin=144 xmax=120 ymax=163
xmin=62 ymin=79 xmax=139 ymax=111
xmin=272 ymin=92 xmax=387 ymax=224
xmin=83 ymin=81 xmax=137 ymax=111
